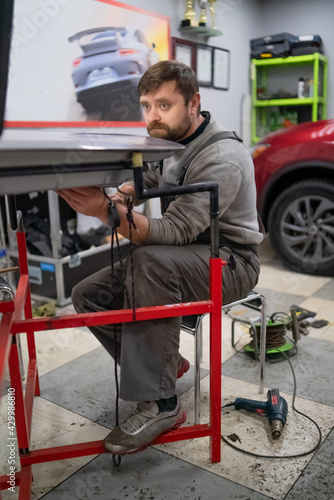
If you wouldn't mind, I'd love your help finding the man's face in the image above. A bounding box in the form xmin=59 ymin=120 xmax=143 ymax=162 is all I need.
xmin=139 ymin=81 xmax=197 ymax=142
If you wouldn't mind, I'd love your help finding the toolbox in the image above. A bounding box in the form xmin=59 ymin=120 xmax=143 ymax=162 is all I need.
xmin=2 ymin=190 xmax=130 ymax=306
xmin=9 ymin=241 xmax=130 ymax=306
xmin=250 ymin=32 xmax=295 ymax=59
xmin=290 ymin=34 xmax=324 ymax=56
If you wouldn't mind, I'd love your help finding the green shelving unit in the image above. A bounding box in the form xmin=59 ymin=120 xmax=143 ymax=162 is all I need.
xmin=251 ymin=53 xmax=328 ymax=144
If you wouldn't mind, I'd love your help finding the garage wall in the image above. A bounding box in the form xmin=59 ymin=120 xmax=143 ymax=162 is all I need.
xmin=5 ymin=0 xmax=333 ymax=135
xmin=120 ymin=0 xmax=262 ymax=136
xmin=94 ymin=0 xmax=334 ymax=133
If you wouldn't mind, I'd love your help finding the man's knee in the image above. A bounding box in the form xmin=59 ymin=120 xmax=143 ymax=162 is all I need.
xmin=71 ymin=280 xmax=86 ymax=313
xmin=71 ymin=273 xmax=99 ymax=313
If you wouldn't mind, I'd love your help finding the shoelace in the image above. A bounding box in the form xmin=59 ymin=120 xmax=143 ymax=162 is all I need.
xmin=121 ymin=403 xmax=158 ymax=433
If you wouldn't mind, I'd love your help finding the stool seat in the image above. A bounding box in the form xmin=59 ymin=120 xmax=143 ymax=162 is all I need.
xmin=181 ymin=291 xmax=263 ymax=329
xmin=181 ymin=290 xmax=267 ymax=424
xmin=181 ymin=314 xmax=202 ymax=330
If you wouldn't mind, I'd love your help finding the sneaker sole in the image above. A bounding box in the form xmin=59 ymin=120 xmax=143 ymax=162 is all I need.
xmin=177 ymin=359 xmax=190 ymax=378
xmin=114 ymin=411 xmax=187 ymax=456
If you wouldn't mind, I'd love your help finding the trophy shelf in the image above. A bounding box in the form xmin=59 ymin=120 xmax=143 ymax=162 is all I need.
xmin=179 ymin=25 xmax=223 ymax=37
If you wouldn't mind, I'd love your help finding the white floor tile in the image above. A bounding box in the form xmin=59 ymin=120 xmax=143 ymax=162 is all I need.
xmin=156 ymin=375 xmax=334 ymax=500
xmin=299 ymin=297 xmax=334 ymax=330
xmin=257 ymin=265 xmax=330 ymax=297
xmin=306 ymin=324 xmax=334 ymax=343
xmin=0 ymin=394 xmax=109 ymax=499
xmin=13 ymin=327 xmax=101 ymax=380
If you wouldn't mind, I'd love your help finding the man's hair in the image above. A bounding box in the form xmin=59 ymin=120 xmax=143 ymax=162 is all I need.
xmin=138 ymin=60 xmax=200 ymax=113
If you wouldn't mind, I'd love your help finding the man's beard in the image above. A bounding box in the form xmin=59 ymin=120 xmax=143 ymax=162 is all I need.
xmin=147 ymin=115 xmax=192 ymax=142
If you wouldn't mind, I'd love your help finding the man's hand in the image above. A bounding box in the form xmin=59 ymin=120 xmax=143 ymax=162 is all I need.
xmin=57 ymin=186 xmax=149 ymax=245
xmin=110 ymin=185 xmax=137 ymax=205
xmin=56 ymin=187 xmax=109 ymax=224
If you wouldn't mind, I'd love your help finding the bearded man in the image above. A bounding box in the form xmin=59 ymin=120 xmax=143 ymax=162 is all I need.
xmin=57 ymin=60 xmax=262 ymax=456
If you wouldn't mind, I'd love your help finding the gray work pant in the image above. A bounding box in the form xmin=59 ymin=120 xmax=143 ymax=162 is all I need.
xmin=71 ymin=244 xmax=260 ymax=402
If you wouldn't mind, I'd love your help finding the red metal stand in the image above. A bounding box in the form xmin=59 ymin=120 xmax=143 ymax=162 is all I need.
xmin=0 ymin=229 xmax=225 ymax=499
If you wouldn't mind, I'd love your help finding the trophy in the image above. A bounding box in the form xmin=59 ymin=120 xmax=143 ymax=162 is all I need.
xmin=197 ymin=0 xmax=208 ymax=26
xmin=181 ymin=1 xmax=199 ymax=27
xmin=208 ymin=0 xmax=218 ymax=29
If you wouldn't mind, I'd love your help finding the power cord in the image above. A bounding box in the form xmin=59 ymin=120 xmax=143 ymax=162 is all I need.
xmin=221 ymin=350 xmax=323 ymax=458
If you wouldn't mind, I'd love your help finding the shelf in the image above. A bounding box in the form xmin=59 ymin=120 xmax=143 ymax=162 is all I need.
xmin=179 ymin=25 xmax=222 ymax=37
xmin=251 ymin=53 xmax=328 ymax=67
xmin=254 ymin=97 xmax=325 ymax=107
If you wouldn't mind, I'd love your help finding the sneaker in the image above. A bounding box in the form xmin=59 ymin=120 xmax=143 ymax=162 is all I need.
xmin=177 ymin=354 xmax=190 ymax=379
xmin=104 ymin=398 xmax=186 ymax=455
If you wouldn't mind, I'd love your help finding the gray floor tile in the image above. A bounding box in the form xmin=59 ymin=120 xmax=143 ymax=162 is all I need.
xmin=39 ymin=347 xmax=208 ymax=428
xmin=253 ymin=288 xmax=307 ymax=316
xmin=284 ymin=428 xmax=334 ymax=500
xmin=312 ymin=279 xmax=334 ymax=301
xmin=40 ymin=448 xmax=273 ymax=500
xmin=1 ymin=379 xmax=10 ymax=397
xmin=222 ymin=336 xmax=334 ymax=406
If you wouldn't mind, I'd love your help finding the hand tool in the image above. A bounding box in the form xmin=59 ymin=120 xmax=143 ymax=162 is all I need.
xmin=223 ymin=388 xmax=288 ymax=439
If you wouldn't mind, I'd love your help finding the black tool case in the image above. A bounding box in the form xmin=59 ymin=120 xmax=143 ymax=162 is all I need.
xmin=290 ymin=35 xmax=324 ymax=55
xmin=250 ymin=32 xmax=295 ymax=59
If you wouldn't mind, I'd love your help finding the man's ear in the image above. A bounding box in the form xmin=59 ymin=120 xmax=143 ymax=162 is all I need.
xmin=189 ymin=92 xmax=201 ymax=116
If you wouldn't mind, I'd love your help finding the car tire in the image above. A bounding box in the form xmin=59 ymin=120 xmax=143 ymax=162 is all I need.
xmin=268 ymin=179 xmax=334 ymax=276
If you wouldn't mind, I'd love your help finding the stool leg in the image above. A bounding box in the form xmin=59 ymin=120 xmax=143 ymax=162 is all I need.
xmin=259 ymin=295 xmax=267 ymax=394
xmin=231 ymin=318 xmax=236 ymax=347
xmin=194 ymin=320 xmax=202 ymax=425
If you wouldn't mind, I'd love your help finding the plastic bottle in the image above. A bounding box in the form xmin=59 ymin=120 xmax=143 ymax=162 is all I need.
xmin=303 ymin=78 xmax=310 ymax=98
xmin=298 ymin=78 xmax=305 ymax=98
xmin=309 ymin=79 xmax=314 ymax=98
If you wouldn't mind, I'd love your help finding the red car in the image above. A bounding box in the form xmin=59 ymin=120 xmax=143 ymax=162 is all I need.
xmin=252 ymin=119 xmax=334 ymax=276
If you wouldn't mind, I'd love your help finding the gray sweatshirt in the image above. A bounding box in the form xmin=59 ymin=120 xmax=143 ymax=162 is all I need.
xmin=142 ymin=112 xmax=263 ymax=247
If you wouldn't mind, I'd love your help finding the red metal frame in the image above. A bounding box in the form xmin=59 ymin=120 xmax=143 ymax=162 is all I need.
xmin=0 ymin=229 xmax=224 ymax=499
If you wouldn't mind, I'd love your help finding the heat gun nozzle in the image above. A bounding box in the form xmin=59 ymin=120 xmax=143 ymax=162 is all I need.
xmin=271 ymin=419 xmax=283 ymax=439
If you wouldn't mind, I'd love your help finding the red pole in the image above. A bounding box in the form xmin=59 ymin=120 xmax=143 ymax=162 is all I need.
xmin=209 ymin=258 xmax=224 ymax=463
xmin=16 ymin=230 xmax=40 ymax=396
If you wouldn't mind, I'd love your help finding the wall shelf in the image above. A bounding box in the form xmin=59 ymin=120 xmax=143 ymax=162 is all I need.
xmin=254 ymin=97 xmax=326 ymax=107
xmin=179 ymin=25 xmax=222 ymax=37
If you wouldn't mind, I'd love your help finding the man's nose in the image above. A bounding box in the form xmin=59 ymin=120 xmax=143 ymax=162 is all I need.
xmin=147 ymin=106 xmax=161 ymax=122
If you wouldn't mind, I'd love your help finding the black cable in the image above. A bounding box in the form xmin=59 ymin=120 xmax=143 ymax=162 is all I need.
xmin=105 ymin=195 xmax=137 ymax=467
xmin=125 ymin=199 xmax=137 ymax=321
xmin=270 ymin=311 xmax=291 ymax=322
xmin=231 ymin=333 xmax=251 ymax=353
xmin=265 ymin=334 xmax=298 ymax=363
xmin=104 ymin=188 xmax=124 ymax=468
xmin=110 ymin=227 xmax=121 ymax=468
xmin=221 ymin=349 xmax=323 ymax=459
xmin=117 ymin=186 xmax=132 ymax=198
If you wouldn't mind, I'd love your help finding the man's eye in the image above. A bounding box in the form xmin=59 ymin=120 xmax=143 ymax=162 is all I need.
xmin=142 ymin=104 xmax=150 ymax=111
xmin=160 ymin=103 xmax=169 ymax=109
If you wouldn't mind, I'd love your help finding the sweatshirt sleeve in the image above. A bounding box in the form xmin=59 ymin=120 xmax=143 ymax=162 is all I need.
xmin=144 ymin=142 xmax=245 ymax=246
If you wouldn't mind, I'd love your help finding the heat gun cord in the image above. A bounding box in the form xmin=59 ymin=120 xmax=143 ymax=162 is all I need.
xmin=221 ymin=351 xmax=322 ymax=458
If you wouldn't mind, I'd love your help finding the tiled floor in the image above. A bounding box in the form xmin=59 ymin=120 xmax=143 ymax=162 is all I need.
xmin=1 ymin=236 xmax=333 ymax=499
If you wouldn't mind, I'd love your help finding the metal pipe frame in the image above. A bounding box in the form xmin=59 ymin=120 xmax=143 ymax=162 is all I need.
xmin=0 ymin=233 xmax=225 ymax=499
xmin=0 ymin=165 xmax=224 ymax=498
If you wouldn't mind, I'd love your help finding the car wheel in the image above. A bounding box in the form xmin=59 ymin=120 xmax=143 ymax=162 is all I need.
xmin=268 ymin=179 xmax=334 ymax=276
